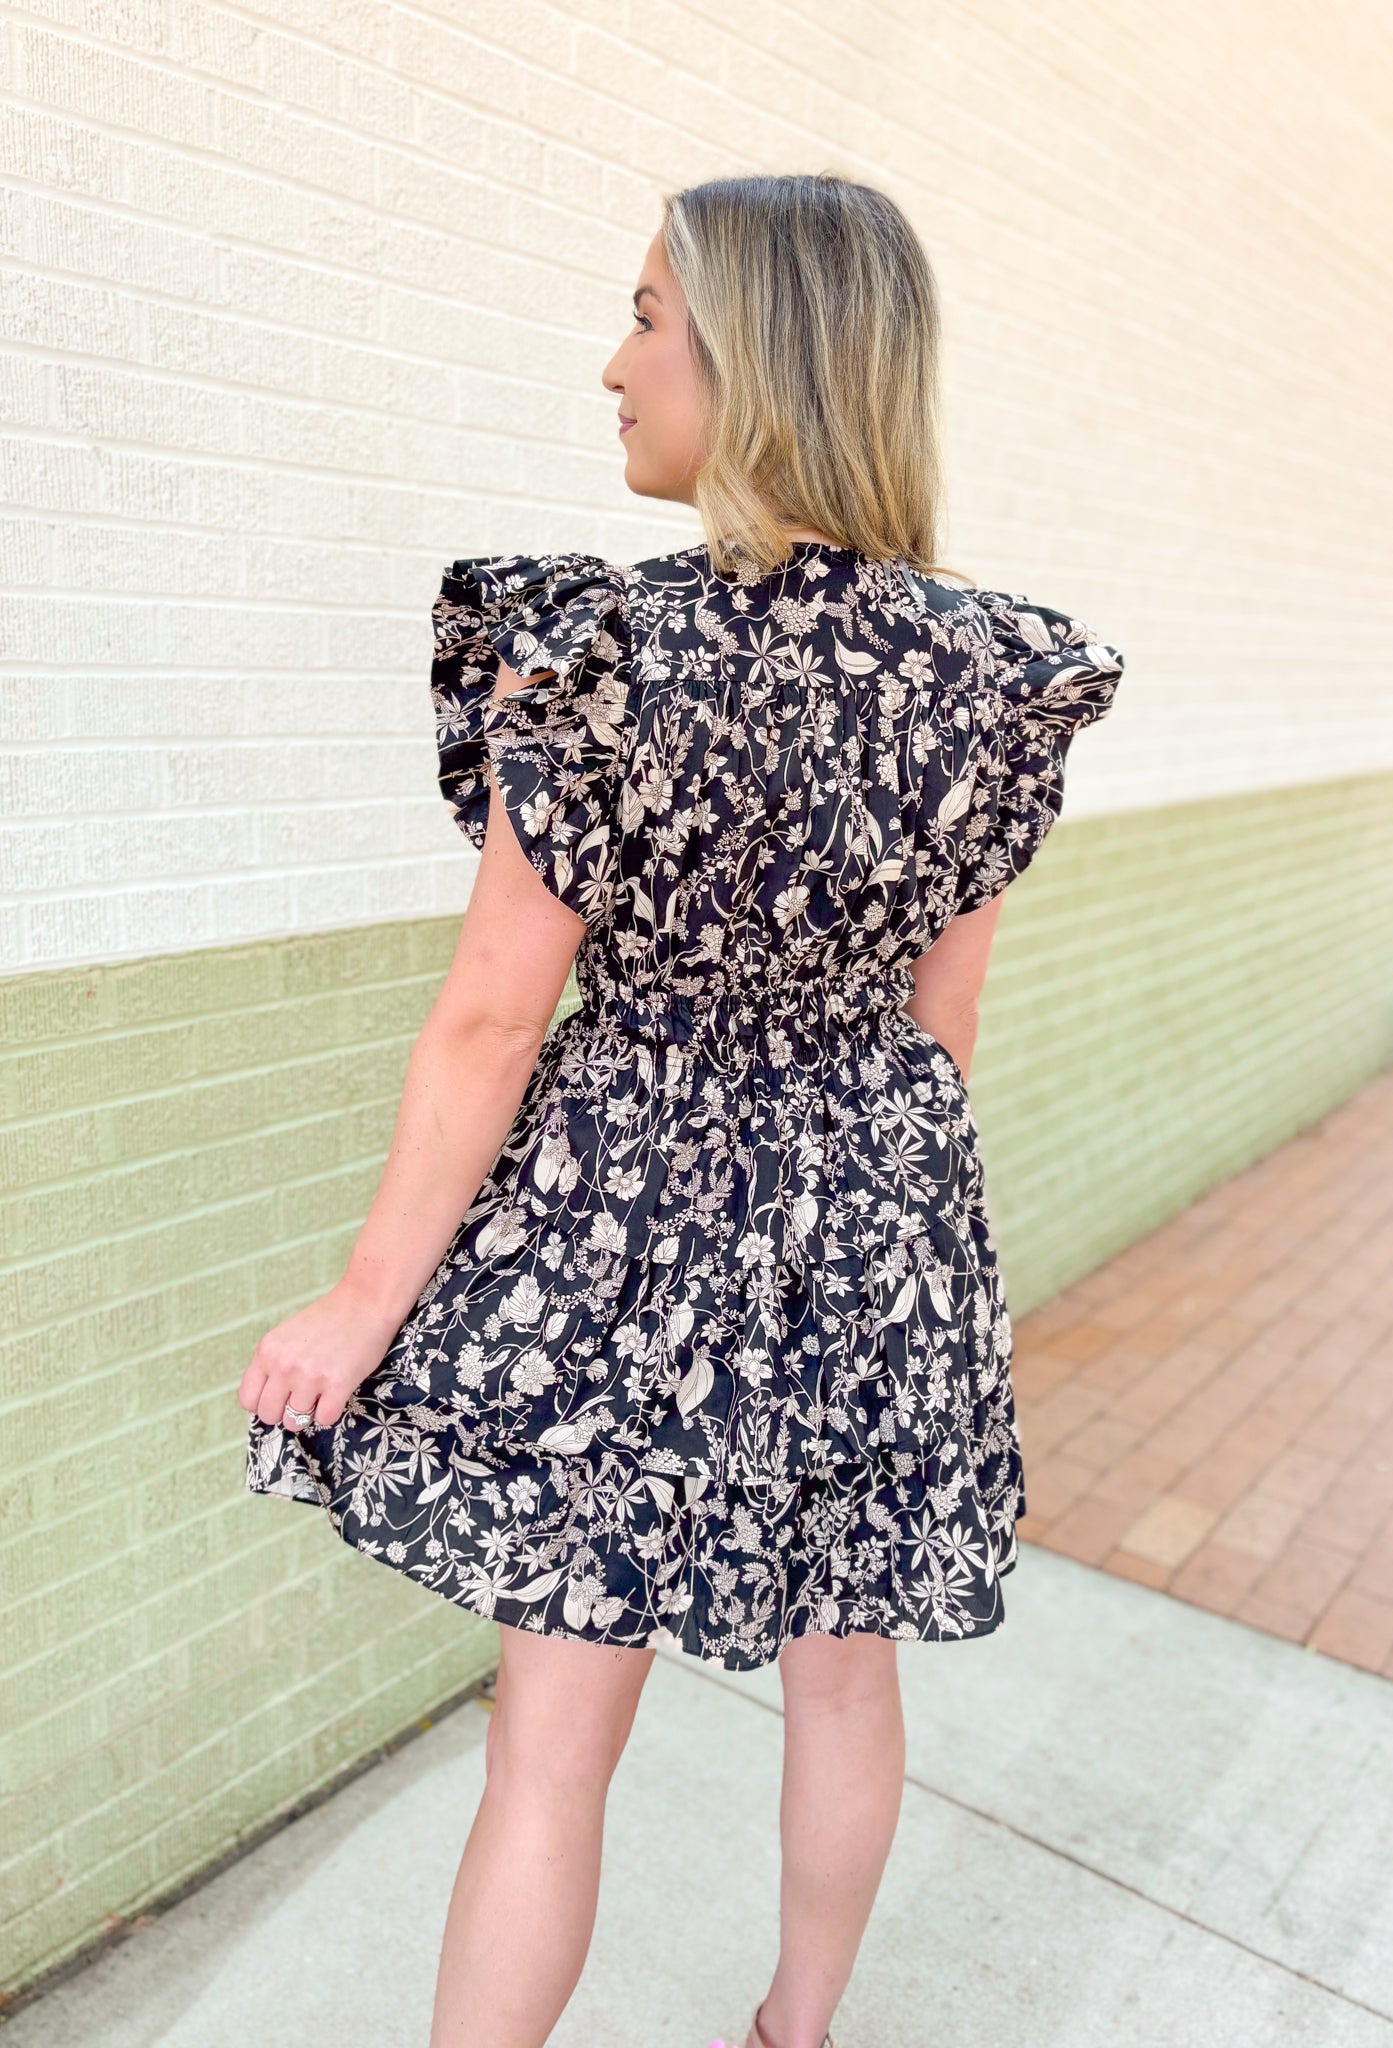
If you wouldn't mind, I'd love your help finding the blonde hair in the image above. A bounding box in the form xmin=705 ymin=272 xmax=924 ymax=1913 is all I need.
xmin=661 ymin=171 xmax=964 ymax=582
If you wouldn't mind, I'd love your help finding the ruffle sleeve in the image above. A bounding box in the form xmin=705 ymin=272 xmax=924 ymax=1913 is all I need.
xmin=951 ymin=588 xmax=1124 ymax=916
xmin=430 ymin=551 xmax=634 ymax=928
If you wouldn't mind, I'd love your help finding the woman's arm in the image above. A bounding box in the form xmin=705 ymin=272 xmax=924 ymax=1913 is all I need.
xmin=238 ymin=660 xmax=582 ymax=1433
xmin=903 ymin=894 xmax=1004 ymax=1081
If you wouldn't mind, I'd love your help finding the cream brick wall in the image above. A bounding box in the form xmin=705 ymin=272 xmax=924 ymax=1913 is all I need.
xmin=2 ymin=0 xmax=1391 ymax=974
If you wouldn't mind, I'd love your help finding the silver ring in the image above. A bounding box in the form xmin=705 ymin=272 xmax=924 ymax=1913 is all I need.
xmin=283 ymin=1401 xmax=315 ymax=1429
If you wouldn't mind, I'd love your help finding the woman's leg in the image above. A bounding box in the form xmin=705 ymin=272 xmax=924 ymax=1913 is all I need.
xmin=429 ymin=1624 xmax=655 ymax=2048
xmin=751 ymin=1633 xmax=906 ymax=2048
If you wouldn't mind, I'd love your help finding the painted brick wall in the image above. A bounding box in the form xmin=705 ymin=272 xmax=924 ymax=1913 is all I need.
xmin=3 ymin=0 xmax=1392 ymax=973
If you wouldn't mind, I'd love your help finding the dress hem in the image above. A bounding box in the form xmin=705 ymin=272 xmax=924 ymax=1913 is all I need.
xmin=245 ymin=1467 xmax=1022 ymax=1676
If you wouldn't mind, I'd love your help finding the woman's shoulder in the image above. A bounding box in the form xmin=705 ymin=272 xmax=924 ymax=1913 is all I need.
xmin=439 ymin=547 xmax=629 ymax=615
xmin=434 ymin=550 xmax=632 ymax=691
xmin=623 ymin=540 xmax=717 ymax=598
xmin=436 ymin=545 xmax=718 ymax=656
xmin=437 ymin=546 xmax=1122 ymax=698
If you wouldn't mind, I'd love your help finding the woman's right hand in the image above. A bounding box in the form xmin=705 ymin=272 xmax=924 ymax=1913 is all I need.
xmin=237 ymin=1277 xmax=406 ymax=1434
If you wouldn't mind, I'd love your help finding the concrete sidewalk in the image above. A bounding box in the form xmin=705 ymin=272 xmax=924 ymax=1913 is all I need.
xmin=6 ymin=1546 xmax=1391 ymax=2048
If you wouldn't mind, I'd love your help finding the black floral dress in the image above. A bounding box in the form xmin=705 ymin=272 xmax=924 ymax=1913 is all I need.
xmin=246 ymin=539 xmax=1124 ymax=1670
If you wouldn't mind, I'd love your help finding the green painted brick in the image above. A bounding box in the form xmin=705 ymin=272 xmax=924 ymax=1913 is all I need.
xmin=5 ymin=1542 xmax=250 ymax=1732
xmin=0 ymin=1497 xmax=141 ymax=1610
xmin=0 ymin=1112 xmax=103 ymax=1187
xmin=2 ymin=770 xmax=1390 ymax=2000
xmin=3 ymin=1847 xmax=165 ymax=1989
xmin=972 ymin=774 xmax=1393 ymax=1308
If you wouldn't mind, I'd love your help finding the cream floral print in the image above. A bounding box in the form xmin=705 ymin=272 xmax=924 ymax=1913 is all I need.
xmin=246 ymin=539 xmax=1124 ymax=1670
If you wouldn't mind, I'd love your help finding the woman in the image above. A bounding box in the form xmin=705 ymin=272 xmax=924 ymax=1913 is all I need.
xmin=240 ymin=172 xmax=1124 ymax=2048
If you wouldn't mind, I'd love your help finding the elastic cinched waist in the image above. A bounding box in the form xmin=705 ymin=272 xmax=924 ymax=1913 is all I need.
xmin=587 ymin=964 xmax=917 ymax=1048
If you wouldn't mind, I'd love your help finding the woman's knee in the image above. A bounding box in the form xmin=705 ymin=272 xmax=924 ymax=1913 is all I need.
xmin=778 ymin=1630 xmax=901 ymax=1719
xmin=485 ymin=1628 xmax=654 ymax=1787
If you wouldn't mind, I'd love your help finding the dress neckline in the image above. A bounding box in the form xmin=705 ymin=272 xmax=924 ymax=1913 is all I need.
xmin=687 ymin=537 xmax=868 ymax=579
xmin=781 ymin=539 xmax=864 ymax=560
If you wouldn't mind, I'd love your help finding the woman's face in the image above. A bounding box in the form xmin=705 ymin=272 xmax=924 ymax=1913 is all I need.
xmin=601 ymin=229 xmax=707 ymax=507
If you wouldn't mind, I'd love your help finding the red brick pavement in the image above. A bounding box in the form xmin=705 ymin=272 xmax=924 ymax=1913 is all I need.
xmin=1012 ymin=1066 xmax=1393 ymax=1677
